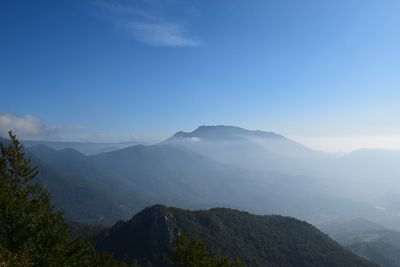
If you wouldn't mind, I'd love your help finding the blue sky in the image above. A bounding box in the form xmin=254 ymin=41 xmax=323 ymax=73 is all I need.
xmin=1 ymin=0 xmax=400 ymax=151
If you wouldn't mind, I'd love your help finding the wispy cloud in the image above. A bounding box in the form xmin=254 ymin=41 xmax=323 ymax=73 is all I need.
xmin=96 ymin=1 xmax=201 ymax=47
xmin=127 ymin=21 xmax=200 ymax=47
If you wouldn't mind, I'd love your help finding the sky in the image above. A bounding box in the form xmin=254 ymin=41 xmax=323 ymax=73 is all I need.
xmin=1 ymin=0 xmax=400 ymax=152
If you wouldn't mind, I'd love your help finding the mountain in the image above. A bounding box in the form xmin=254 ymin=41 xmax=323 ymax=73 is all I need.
xmin=166 ymin=126 xmax=400 ymax=220
xmin=85 ymin=142 xmax=377 ymax=225
xmin=4 ymin=127 xmax=400 ymax=265
xmin=25 ymin=143 xmax=268 ymax=224
xmin=89 ymin=144 xmax=253 ymax=204
xmin=166 ymin=125 xmax=332 ymax=175
xmin=319 ymin=218 xmax=400 ymax=267
xmin=27 ymin=145 xmax=150 ymax=225
xmin=170 ymin=125 xmax=285 ymax=141
xmin=1 ymin=130 xmax=382 ymax=227
xmin=95 ymin=205 xmax=378 ymax=267
xmin=23 ymin=140 xmax=143 ymax=155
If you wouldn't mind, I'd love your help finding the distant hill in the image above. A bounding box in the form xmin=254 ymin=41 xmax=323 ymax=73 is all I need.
xmin=24 ymin=142 xmax=270 ymax=224
xmin=319 ymin=218 xmax=400 ymax=267
xmin=95 ymin=205 xmax=378 ymax=267
xmin=27 ymin=145 xmax=150 ymax=225
xmin=89 ymin=143 xmax=357 ymax=220
xmin=0 ymin=129 xmax=381 ymax=226
xmin=23 ymin=139 xmax=143 ymax=155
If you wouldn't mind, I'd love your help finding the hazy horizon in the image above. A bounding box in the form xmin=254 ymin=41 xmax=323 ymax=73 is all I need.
xmin=3 ymin=116 xmax=400 ymax=153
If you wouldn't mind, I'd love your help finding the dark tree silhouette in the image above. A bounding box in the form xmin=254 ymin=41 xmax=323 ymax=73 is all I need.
xmin=171 ymin=234 xmax=246 ymax=267
xmin=0 ymin=132 xmax=125 ymax=267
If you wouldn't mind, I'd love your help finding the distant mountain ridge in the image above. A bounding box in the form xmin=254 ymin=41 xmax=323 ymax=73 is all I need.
xmin=23 ymin=139 xmax=144 ymax=155
xmin=170 ymin=125 xmax=285 ymax=141
xmin=26 ymin=144 xmax=148 ymax=225
xmin=166 ymin=125 xmax=333 ymax=178
xmin=95 ymin=205 xmax=378 ymax=267
xmin=0 ymin=126 xmax=388 ymax=227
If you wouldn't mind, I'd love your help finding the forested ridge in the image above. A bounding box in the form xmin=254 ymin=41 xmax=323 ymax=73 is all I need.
xmin=95 ymin=205 xmax=379 ymax=267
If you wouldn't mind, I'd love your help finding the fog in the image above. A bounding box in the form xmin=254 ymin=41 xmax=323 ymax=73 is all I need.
xmin=291 ymin=135 xmax=400 ymax=153
xmin=165 ymin=126 xmax=400 ymax=230
xmin=5 ymin=124 xmax=400 ymax=231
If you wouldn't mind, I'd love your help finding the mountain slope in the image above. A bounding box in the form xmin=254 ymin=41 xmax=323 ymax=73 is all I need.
xmin=2 ymin=134 xmax=378 ymax=226
xmin=89 ymin=144 xmax=255 ymax=206
xmin=319 ymin=218 xmax=400 ymax=267
xmin=27 ymin=145 xmax=150 ymax=225
xmin=89 ymin=143 xmax=370 ymax=221
xmin=166 ymin=125 xmax=331 ymax=174
xmin=95 ymin=205 xmax=378 ymax=267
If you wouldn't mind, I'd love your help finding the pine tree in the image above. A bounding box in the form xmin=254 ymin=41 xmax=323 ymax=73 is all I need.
xmin=0 ymin=132 xmax=96 ymax=266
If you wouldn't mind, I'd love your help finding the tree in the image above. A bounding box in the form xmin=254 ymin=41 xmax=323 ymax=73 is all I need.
xmin=171 ymin=234 xmax=246 ymax=267
xmin=0 ymin=132 xmax=98 ymax=266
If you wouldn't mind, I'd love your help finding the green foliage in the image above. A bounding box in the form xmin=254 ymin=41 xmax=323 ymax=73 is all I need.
xmin=171 ymin=234 xmax=210 ymax=266
xmin=171 ymin=234 xmax=245 ymax=267
xmin=168 ymin=207 xmax=379 ymax=267
xmin=0 ymin=132 xmax=127 ymax=267
xmin=95 ymin=205 xmax=377 ymax=267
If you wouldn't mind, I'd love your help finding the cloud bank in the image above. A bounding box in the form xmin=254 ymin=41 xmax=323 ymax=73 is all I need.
xmin=0 ymin=113 xmax=143 ymax=143
xmin=0 ymin=113 xmax=49 ymax=138
xmin=0 ymin=113 xmax=87 ymax=140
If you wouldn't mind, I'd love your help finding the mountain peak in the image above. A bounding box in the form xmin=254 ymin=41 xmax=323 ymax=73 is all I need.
xmin=171 ymin=125 xmax=284 ymax=141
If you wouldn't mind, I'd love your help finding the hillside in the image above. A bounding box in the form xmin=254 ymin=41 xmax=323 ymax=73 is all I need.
xmin=30 ymin=142 xmax=372 ymax=225
xmin=319 ymin=218 xmax=400 ymax=267
xmin=26 ymin=144 xmax=152 ymax=225
xmin=1 ymin=130 xmax=381 ymax=226
xmin=95 ymin=205 xmax=378 ymax=267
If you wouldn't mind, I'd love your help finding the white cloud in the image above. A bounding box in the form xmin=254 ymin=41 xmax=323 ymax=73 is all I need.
xmin=189 ymin=137 xmax=201 ymax=142
xmin=0 ymin=113 xmax=89 ymax=141
xmin=97 ymin=1 xmax=200 ymax=47
xmin=0 ymin=113 xmax=147 ymax=143
xmin=0 ymin=113 xmax=48 ymax=138
xmin=127 ymin=22 xmax=200 ymax=47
